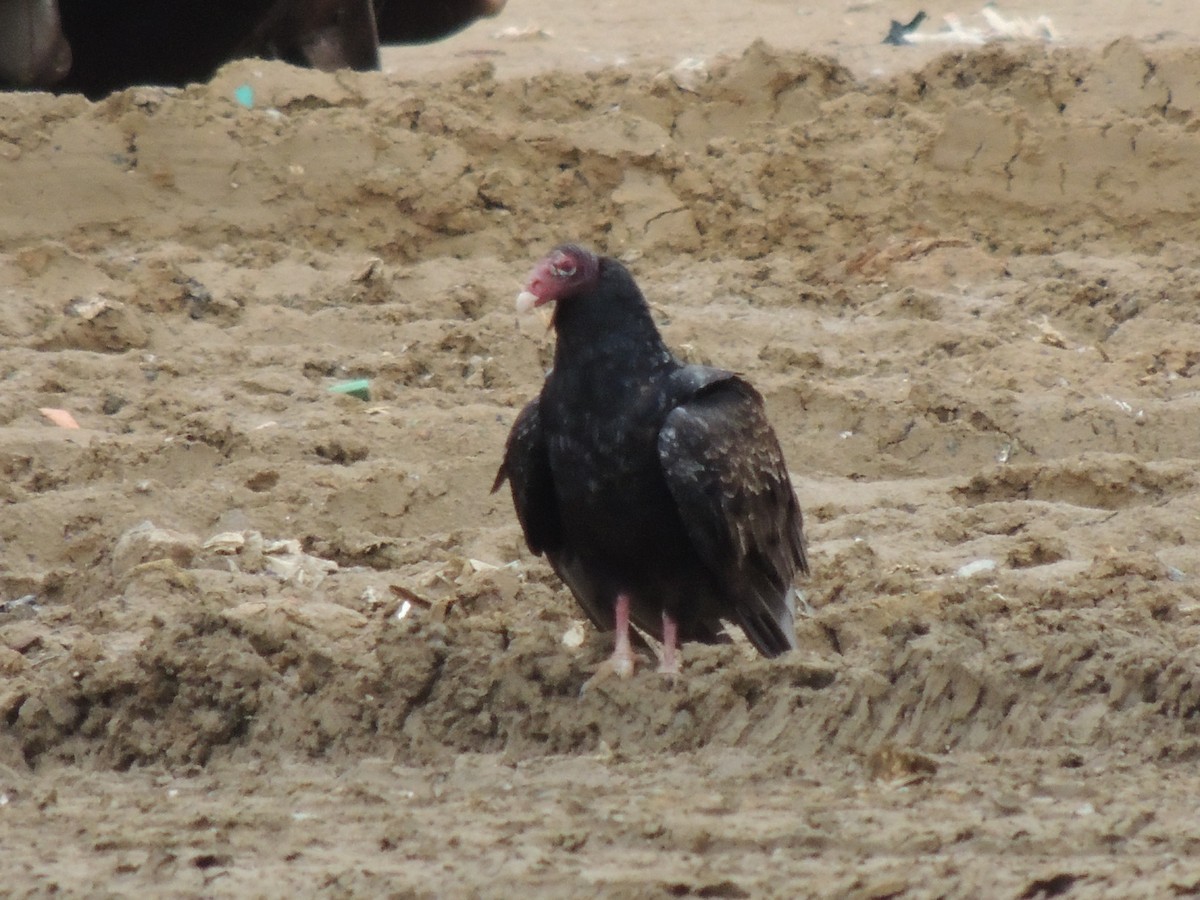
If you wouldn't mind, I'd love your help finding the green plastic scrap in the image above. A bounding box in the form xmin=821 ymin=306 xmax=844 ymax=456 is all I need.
xmin=328 ymin=379 xmax=370 ymax=401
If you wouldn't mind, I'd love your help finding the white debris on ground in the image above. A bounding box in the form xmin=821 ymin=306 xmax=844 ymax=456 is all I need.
xmin=955 ymin=559 xmax=999 ymax=579
xmin=491 ymin=25 xmax=553 ymax=41
xmin=663 ymin=57 xmax=710 ymax=93
xmin=903 ymin=6 xmax=1059 ymax=45
xmin=203 ymin=530 xmax=339 ymax=586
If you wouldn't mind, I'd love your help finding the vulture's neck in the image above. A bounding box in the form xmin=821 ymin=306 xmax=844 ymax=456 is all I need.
xmin=550 ymin=279 xmax=673 ymax=380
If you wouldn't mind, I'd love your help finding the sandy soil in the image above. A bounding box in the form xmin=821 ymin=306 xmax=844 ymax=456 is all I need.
xmin=3 ymin=1 xmax=1200 ymax=896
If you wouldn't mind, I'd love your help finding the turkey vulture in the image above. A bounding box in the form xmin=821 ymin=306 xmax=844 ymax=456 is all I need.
xmin=493 ymin=244 xmax=808 ymax=679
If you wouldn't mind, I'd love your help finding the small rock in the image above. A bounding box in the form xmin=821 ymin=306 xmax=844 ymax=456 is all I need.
xmin=112 ymin=521 xmax=200 ymax=578
xmin=867 ymin=743 xmax=939 ymax=784
xmin=0 ymin=621 xmax=45 ymax=654
xmin=41 ymin=296 xmax=149 ymax=353
xmin=0 ymin=646 xmax=28 ymax=674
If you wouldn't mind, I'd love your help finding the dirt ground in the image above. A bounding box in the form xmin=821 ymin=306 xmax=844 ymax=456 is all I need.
xmin=3 ymin=1 xmax=1200 ymax=896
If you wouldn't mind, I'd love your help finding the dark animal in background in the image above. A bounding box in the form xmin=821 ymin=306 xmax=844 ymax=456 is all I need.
xmin=0 ymin=0 xmax=71 ymax=88
xmin=494 ymin=244 xmax=809 ymax=680
xmin=0 ymin=0 xmax=507 ymax=98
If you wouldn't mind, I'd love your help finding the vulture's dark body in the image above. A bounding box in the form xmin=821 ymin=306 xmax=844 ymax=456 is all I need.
xmin=497 ymin=253 xmax=807 ymax=658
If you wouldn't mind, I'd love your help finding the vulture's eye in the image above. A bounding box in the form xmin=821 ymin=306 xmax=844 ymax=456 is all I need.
xmin=551 ymin=263 xmax=576 ymax=278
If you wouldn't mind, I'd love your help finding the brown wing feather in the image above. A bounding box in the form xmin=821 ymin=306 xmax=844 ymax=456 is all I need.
xmin=495 ymin=399 xmax=623 ymax=635
xmin=493 ymin=399 xmax=561 ymax=557
xmin=658 ymin=376 xmax=807 ymax=656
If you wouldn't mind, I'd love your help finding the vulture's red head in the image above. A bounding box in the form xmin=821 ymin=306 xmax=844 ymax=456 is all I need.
xmin=516 ymin=244 xmax=601 ymax=313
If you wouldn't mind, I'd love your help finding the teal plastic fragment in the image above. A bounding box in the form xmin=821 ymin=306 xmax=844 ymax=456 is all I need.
xmin=328 ymin=379 xmax=371 ymax=401
xmin=234 ymin=84 xmax=255 ymax=109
